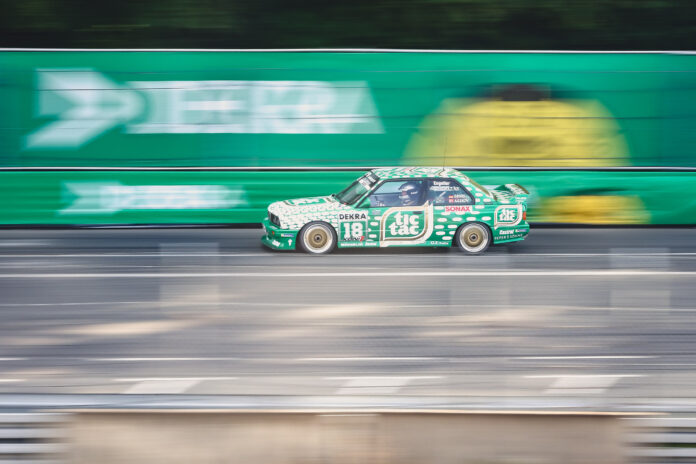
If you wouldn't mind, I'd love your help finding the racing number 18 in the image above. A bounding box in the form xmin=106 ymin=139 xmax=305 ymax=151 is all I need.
xmin=342 ymin=221 xmax=365 ymax=241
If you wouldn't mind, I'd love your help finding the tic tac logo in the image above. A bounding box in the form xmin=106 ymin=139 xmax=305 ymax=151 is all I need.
xmin=494 ymin=205 xmax=523 ymax=228
xmin=380 ymin=206 xmax=433 ymax=246
xmin=388 ymin=211 xmax=420 ymax=236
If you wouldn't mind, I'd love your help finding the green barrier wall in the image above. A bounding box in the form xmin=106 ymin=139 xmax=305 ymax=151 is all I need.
xmin=0 ymin=170 xmax=693 ymax=225
xmin=1 ymin=50 xmax=695 ymax=225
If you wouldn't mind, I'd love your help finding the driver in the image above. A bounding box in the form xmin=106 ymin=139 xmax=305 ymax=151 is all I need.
xmin=399 ymin=181 xmax=423 ymax=206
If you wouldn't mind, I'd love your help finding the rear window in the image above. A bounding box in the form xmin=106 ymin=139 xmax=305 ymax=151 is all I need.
xmin=467 ymin=178 xmax=491 ymax=196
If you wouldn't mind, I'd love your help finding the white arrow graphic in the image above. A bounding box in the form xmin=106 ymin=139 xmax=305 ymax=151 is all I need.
xmin=26 ymin=69 xmax=143 ymax=149
xmin=60 ymin=182 xmax=249 ymax=215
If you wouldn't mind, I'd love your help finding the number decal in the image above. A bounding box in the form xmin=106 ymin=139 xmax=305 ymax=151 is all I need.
xmin=341 ymin=221 xmax=365 ymax=242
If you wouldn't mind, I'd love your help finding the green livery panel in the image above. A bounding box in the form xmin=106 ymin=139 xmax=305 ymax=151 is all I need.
xmin=1 ymin=50 xmax=696 ymax=225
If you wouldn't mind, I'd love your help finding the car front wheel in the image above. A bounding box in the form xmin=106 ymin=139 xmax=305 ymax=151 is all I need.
xmin=298 ymin=222 xmax=337 ymax=255
xmin=455 ymin=223 xmax=491 ymax=255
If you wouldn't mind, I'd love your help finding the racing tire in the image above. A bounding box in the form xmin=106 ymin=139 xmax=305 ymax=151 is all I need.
xmin=455 ymin=222 xmax=491 ymax=255
xmin=298 ymin=222 xmax=337 ymax=255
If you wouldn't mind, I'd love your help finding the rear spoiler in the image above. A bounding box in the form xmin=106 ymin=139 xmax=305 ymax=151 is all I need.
xmin=489 ymin=184 xmax=530 ymax=203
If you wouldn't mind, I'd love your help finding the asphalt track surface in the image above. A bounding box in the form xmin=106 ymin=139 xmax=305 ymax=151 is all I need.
xmin=0 ymin=227 xmax=695 ymax=409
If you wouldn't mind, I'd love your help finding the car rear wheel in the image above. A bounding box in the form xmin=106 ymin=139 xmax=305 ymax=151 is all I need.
xmin=455 ymin=223 xmax=491 ymax=255
xmin=298 ymin=222 xmax=337 ymax=255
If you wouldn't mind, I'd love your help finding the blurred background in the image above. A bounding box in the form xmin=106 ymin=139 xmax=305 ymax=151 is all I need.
xmin=1 ymin=2 xmax=696 ymax=463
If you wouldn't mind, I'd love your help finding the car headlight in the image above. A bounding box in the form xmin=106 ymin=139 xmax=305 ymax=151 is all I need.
xmin=268 ymin=212 xmax=281 ymax=227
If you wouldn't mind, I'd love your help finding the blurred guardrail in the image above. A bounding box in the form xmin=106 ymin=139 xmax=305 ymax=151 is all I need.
xmin=626 ymin=417 xmax=696 ymax=464
xmin=6 ymin=408 xmax=696 ymax=464
xmin=0 ymin=413 xmax=66 ymax=464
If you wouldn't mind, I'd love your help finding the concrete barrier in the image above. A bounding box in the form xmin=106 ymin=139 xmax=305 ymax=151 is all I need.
xmin=66 ymin=410 xmax=626 ymax=464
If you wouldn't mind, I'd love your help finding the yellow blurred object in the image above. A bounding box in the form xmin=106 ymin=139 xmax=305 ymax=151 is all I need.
xmin=404 ymin=89 xmax=628 ymax=167
xmin=537 ymin=195 xmax=650 ymax=224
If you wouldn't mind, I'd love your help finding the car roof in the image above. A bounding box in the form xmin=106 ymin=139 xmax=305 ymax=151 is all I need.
xmin=370 ymin=167 xmax=462 ymax=180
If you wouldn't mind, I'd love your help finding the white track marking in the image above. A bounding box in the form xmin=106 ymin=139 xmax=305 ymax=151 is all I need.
xmin=517 ymin=356 xmax=656 ymax=360
xmin=0 ymin=253 xmax=268 ymax=258
xmin=1 ymin=252 xmax=696 ymax=258
xmin=0 ymin=302 xmax=149 ymax=306
xmin=1 ymin=270 xmax=695 ymax=278
xmin=0 ymin=241 xmax=52 ymax=247
xmin=526 ymin=374 xmax=644 ymax=395
xmin=0 ymin=379 xmax=23 ymax=383
xmin=297 ymin=357 xmax=439 ymax=362
xmin=94 ymin=357 xmax=239 ymax=362
xmin=115 ymin=377 xmax=239 ymax=382
xmin=116 ymin=377 xmax=237 ymax=394
xmin=329 ymin=376 xmax=443 ymax=395
xmin=121 ymin=379 xmax=199 ymax=394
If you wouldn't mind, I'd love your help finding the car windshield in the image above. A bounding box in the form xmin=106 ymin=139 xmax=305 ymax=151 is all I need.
xmin=334 ymin=172 xmax=380 ymax=205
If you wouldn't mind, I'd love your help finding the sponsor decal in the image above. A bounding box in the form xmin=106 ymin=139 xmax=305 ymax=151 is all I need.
xmin=284 ymin=197 xmax=328 ymax=206
xmin=60 ymin=182 xmax=247 ymax=215
xmin=340 ymin=242 xmax=363 ymax=247
xmin=280 ymin=233 xmax=294 ymax=238
xmin=27 ymin=69 xmax=383 ymax=148
xmin=431 ymin=180 xmax=458 ymax=192
xmin=494 ymin=205 xmax=523 ymax=228
xmin=447 ymin=193 xmax=472 ymax=204
xmin=380 ymin=206 xmax=434 ymax=247
xmin=445 ymin=205 xmax=473 ymax=213
xmin=340 ymin=220 xmax=367 ymax=242
xmin=388 ymin=212 xmax=419 ymax=236
xmin=338 ymin=212 xmax=368 ymax=221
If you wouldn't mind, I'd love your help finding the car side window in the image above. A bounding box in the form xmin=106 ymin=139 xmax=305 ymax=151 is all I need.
xmin=428 ymin=179 xmax=474 ymax=205
xmin=367 ymin=180 xmax=427 ymax=207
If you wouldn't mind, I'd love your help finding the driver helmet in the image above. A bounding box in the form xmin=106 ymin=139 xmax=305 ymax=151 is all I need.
xmin=399 ymin=181 xmax=422 ymax=206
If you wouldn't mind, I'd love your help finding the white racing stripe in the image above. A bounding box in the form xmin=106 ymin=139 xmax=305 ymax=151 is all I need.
xmin=1 ymin=270 xmax=695 ymax=278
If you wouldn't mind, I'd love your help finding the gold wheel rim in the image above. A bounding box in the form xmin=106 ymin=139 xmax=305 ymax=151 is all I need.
xmin=307 ymin=227 xmax=329 ymax=250
xmin=463 ymin=226 xmax=485 ymax=249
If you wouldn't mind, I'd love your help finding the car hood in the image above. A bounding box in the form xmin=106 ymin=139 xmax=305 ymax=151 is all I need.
xmin=267 ymin=195 xmax=356 ymax=229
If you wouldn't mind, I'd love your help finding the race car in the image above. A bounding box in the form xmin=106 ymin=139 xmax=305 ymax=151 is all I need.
xmin=262 ymin=167 xmax=529 ymax=254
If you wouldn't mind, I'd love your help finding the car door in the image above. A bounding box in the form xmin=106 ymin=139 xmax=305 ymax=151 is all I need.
xmin=359 ymin=179 xmax=434 ymax=247
xmin=426 ymin=178 xmax=476 ymax=244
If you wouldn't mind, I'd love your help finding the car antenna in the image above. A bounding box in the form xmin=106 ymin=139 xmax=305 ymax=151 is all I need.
xmin=441 ymin=135 xmax=449 ymax=173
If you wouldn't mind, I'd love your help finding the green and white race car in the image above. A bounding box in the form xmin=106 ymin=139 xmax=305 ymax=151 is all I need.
xmin=262 ymin=167 xmax=529 ymax=254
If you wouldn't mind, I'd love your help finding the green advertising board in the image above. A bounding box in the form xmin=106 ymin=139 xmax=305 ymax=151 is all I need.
xmin=0 ymin=50 xmax=695 ymax=225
